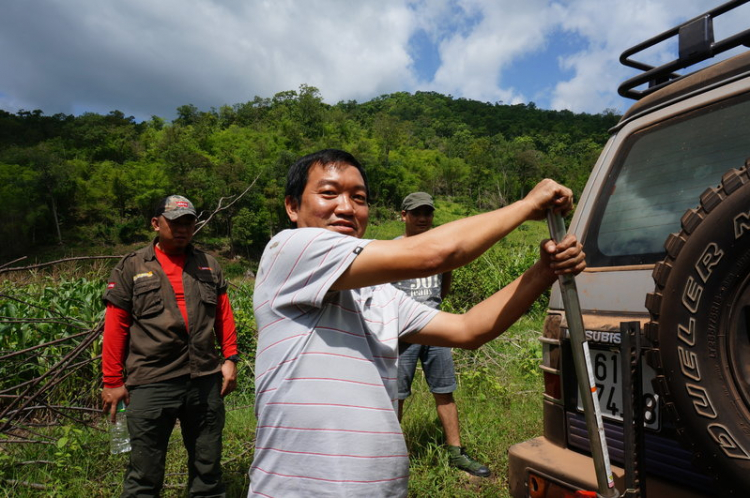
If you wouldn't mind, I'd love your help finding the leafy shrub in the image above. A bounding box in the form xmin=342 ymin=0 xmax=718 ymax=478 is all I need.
xmin=232 ymin=207 xmax=272 ymax=257
xmin=222 ymin=260 xmax=254 ymax=280
xmin=227 ymin=283 xmax=256 ymax=395
xmin=0 ymin=277 xmax=105 ymax=418
xmin=117 ymin=218 xmax=149 ymax=244
xmin=0 ymin=277 xmax=104 ymax=351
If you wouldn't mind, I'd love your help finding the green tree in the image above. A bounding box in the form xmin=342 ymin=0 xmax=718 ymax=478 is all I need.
xmin=232 ymin=205 xmax=270 ymax=257
xmin=372 ymin=114 xmax=404 ymax=165
xmin=0 ymin=88 xmax=616 ymax=258
xmin=295 ymin=84 xmax=326 ymax=141
xmin=8 ymin=140 xmax=77 ymax=246
xmin=175 ymin=104 xmax=200 ymax=126
xmin=0 ymin=163 xmax=42 ymax=257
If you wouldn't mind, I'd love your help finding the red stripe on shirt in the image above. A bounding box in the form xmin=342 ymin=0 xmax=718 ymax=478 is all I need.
xmin=256 ymin=425 xmax=403 ymax=435
xmin=250 ymin=465 xmax=408 ymax=484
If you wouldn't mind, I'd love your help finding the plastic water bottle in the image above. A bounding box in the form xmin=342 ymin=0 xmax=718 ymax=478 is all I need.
xmin=110 ymin=400 xmax=131 ymax=454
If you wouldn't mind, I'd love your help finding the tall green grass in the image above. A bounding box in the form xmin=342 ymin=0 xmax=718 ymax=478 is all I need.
xmin=401 ymin=315 xmax=544 ymax=497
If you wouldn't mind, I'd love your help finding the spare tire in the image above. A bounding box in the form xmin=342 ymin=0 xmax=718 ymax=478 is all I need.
xmin=645 ymin=162 xmax=750 ymax=493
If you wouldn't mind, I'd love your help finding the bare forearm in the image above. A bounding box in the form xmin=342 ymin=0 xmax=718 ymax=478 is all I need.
xmin=460 ymin=262 xmax=555 ymax=347
xmin=345 ymin=200 xmax=536 ymax=289
xmin=414 ymin=200 xmax=534 ymax=273
xmin=415 ymin=178 xmax=575 ymax=275
xmin=412 ymin=261 xmax=555 ymax=348
xmin=339 ymin=178 xmax=575 ymax=291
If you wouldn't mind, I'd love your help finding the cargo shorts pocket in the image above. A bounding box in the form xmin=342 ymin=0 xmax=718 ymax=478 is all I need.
xmin=132 ymin=277 xmax=164 ymax=318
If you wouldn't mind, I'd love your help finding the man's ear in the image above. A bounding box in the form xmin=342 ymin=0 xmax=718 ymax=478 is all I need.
xmin=151 ymin=217 xmax=160 ymax=231
xmin=284 ymin=196 xmax=299 ymax=223
xmin=400 ymin=210 xmax=408 ymax=222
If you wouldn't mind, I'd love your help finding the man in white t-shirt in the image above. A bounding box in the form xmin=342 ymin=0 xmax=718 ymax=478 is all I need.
xmin=393 ymin=192 xmax=490 ymax=478
xmin=249 ymin=149 xmax=585 ymax=497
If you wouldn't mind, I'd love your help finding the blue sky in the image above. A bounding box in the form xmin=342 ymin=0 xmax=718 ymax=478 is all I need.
xmin=0 ymin=0 xmax=747 ymax=122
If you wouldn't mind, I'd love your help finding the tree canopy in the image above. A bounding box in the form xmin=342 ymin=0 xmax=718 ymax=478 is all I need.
xmin=0 ymin=87 xmax=620 ymax=261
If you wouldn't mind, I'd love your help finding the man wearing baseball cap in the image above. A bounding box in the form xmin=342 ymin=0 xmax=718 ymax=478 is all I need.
xmin=101 ymin=194 xmax=240 ymax=496
xmin=393 ymin=192 xmax=490 ymax=477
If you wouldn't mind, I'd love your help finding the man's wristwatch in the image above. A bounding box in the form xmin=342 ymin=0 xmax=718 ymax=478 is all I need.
xmin=225 ymin=354 xmax=240 ymax=364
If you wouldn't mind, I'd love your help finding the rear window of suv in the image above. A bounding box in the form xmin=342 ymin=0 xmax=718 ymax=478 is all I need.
xmin=584 ymin=94 xmax=750 ymax=267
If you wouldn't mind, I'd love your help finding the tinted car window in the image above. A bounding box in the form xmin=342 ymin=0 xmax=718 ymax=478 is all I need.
xmin=585 ymin=95 xmax=750 ymax=267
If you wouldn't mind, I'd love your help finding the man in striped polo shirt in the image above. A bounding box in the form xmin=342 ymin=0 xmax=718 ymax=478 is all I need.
xmin=249 ymin=149 xmax=585 ymax=497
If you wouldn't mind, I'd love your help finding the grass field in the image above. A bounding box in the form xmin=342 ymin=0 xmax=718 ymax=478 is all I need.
xmin=0 ymin=317 xmax=544 ymax=497
xmin=0 ymin=211 xmax=552 ymax=497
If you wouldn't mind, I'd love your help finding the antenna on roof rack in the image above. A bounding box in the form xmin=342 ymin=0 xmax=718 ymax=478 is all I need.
xmin=618 ymin=0 xmax=750 ymax=100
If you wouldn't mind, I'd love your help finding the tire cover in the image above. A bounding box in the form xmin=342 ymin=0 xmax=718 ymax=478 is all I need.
xmin=646 ymin=164 xmax=750 ymax=492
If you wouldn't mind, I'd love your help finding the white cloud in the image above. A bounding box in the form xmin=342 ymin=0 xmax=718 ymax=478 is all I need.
xmin=547 ymin=0 xmax=739 ymax=112
xmin=413 ymin=0 xmax=556 ymax=104
xmin=0 ymin=0 xmax=743 ymax=119
xmin=0 ymin=0 xmax=420 ymax=119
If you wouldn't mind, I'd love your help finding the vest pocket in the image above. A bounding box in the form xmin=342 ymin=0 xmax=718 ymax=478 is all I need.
xmin=198 ymin=280 xmax=217 ymax=306
xmin=132 ymin=277 xmax=164 ymax=318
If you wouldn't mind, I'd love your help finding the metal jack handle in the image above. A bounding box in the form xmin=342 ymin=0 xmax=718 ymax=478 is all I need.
xmin=547 ymin=210 xmax=619 ymax=498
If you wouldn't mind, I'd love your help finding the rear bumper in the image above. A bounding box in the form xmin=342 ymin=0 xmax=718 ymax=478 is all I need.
xmin=508 ymin=436 xmax=615 ymax=496
xmin=507 ymin=437 xmax=707 ymax=498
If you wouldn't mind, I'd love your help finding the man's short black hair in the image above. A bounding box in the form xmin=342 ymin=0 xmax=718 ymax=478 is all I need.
xmin=285 ymin=149 xmax=370 ymax=205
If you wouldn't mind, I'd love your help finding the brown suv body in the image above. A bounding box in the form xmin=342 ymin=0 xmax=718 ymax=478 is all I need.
xmin=508 ymin=3 xmax=750 ymax=496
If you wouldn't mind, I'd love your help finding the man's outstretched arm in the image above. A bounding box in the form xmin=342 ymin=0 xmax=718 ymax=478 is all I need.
xmin=334 ymin=179 xmax=575 ymax=291
xmin=405 ymin=234 xmax=585 ymax=349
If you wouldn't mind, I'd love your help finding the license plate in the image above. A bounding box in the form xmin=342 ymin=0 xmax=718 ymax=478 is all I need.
xmin=577 ymin=348 xmax=660 ymax=430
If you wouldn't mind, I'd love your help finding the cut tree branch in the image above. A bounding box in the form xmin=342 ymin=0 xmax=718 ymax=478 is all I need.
xmin=0 ymin=255 xmax=122 ymax=275
xmin=194 ymin=172 xmax=261 ymax=234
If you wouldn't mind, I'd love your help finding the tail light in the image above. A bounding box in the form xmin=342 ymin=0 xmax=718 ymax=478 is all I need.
xmin=529 ymin=472 xmax=597 ymax=498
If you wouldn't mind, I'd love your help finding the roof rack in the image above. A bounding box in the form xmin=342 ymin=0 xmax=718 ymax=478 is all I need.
xmin=618 ymin=0 xmax=750 ymax=100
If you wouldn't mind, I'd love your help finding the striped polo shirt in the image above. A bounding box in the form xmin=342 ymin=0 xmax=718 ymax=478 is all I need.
xmin=249 ymin=228 xmax=439 ymax=497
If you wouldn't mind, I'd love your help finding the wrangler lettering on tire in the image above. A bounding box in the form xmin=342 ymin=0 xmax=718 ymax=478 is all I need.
xmin=645 ymin=162 xmax=750 ymax=492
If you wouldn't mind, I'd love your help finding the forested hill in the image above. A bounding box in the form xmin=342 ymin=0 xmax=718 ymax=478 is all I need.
xmin=0 ymin=86 xmax=620 ymax=262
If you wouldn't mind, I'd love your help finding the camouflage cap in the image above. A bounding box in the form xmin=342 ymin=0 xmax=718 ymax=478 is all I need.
xmin=156 ymin=195 xmax=197 ymax=220
xmin=401 ymin=192 xmax=434 ymax=211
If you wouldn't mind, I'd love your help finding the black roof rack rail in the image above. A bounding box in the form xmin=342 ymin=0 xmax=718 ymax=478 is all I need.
xmin=618 ymin=0 xmax=750 ymax=100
